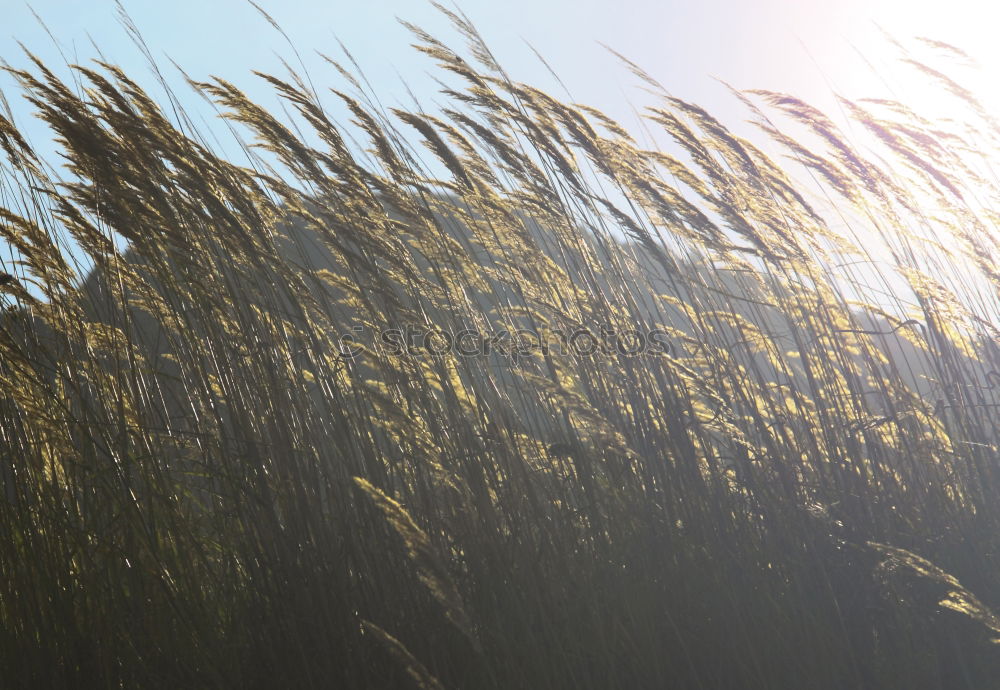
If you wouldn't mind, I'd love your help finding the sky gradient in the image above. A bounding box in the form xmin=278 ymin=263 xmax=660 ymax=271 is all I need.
xmin=2 ymin=1 xmax=998 ymax=179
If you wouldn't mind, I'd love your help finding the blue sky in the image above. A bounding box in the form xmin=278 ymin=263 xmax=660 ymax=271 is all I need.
xmin=2 ymin=1 xmax=998 ymax=179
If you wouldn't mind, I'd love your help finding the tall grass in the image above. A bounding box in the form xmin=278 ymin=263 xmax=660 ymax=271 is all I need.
xmin=2 ymin=8 xmax=1000 ymax=688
